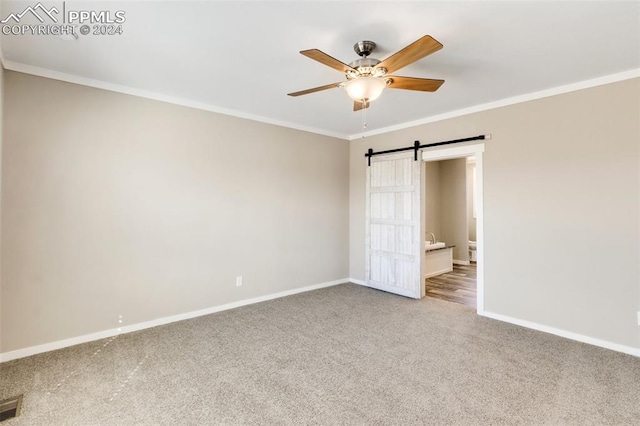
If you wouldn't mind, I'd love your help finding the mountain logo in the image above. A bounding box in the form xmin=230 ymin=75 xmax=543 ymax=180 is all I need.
xmin=1 ymin=2 xmax=59 ymax=24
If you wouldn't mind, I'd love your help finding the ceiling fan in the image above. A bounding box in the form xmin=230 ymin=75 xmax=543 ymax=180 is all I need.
xmin=288 ymin=35 xmax=445 ymax=111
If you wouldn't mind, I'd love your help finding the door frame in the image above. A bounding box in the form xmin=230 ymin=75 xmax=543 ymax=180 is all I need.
xmin=422 ymin=143 xmax=485 ymax=315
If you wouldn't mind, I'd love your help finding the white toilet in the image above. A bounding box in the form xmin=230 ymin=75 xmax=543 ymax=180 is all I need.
xmin=469 ymin=241 xmax=477 ymax=262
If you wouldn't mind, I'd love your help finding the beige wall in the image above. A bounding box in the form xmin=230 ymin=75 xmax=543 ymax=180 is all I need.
xmin=0 ymin=66 xmax=3 ymax=351
xmin=1 ymin=71 xmax=349 ymax=353
xmin=424 ymin=161 xmax=440 ymax=241
xmin=2 ymin=70 xmax=638 ymax=355
xmin=439 ymin=159 xmax=468 ymax=262
xmin=350 ymin=78 xmax=640 ymax=349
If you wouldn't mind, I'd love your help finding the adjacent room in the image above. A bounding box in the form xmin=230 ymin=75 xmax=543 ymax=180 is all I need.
xmin=423 ymin=155 xmax=478 ymax=307
xmin=1 ymin=1 xmax=639 ymax=424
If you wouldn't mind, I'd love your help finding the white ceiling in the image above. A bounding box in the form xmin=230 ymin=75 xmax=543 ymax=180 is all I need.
xmin=2 ymin=1 xmax=639 ymax=139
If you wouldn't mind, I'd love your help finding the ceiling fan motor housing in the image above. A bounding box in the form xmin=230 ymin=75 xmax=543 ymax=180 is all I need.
xmin=348 ymin=41 xmax=387 ymax=79
xmin=346 ymin=57 xmax=385 ymax=80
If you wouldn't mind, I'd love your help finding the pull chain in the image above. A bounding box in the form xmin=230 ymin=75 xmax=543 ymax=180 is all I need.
xmin=361 ymin=99 xmax=367 ymax=139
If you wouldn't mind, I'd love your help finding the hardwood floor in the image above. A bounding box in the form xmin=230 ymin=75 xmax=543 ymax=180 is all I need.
xmin=425 ymin=263 xmax=476 ymax=307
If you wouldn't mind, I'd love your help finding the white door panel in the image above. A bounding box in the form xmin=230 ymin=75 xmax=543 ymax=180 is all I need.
xmin=366 ymin=152 xmax=423 ymax=299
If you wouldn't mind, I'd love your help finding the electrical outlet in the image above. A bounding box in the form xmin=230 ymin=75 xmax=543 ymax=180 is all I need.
xmin=236 ymin=276 xmax=243 ymax=287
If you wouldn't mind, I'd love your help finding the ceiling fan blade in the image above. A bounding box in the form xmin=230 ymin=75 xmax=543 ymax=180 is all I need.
xmin=300 ymin=49 xmax=356 ymax=73
xmin=375 ymin=35 xmax=443 ymax=75
xmin=288 ymin=82 xmax=344 ymax=97
xmin=353 ymin=100 xmax=370 ymax=111
xmin=386 ymin=76 xmax=445 ymax=92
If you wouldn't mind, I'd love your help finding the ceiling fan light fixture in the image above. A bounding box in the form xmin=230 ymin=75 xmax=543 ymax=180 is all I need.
xmin=345 ymin=77 xmax=386 ymax=102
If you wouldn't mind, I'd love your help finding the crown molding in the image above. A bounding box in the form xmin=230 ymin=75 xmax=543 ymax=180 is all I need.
xmin=2 ymin=57 xmax=637 ymax=143
xmin=1 ymin=59 xmax=350 ymax=141
xmin=347 ymin=68 xmax=640 ymax=140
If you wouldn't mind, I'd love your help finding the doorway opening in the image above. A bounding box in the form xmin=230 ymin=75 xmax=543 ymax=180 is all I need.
xmin=421 ymin=144 xmax=484 ymax=314
xmin=425 ymin=264 xmax=477 ymax=307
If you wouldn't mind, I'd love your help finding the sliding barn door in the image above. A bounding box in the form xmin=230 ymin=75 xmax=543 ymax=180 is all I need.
xmin=366 ymin=152 xmax=423 ymax=299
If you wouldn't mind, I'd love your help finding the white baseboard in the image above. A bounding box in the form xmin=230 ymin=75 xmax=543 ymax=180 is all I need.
xmin=453 ymin=259 xmax=470 ymax=266
xmin=0 ymin=278 xmax=349 ymax=363
xmin=324 ymin=280 xmax=638 ymax=357
xmin=481 ymin=311 xmax=640 ymax=357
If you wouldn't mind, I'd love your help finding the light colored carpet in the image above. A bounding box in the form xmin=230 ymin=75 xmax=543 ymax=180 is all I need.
xmin=1 ymin=283 xmax=638 ymax=425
